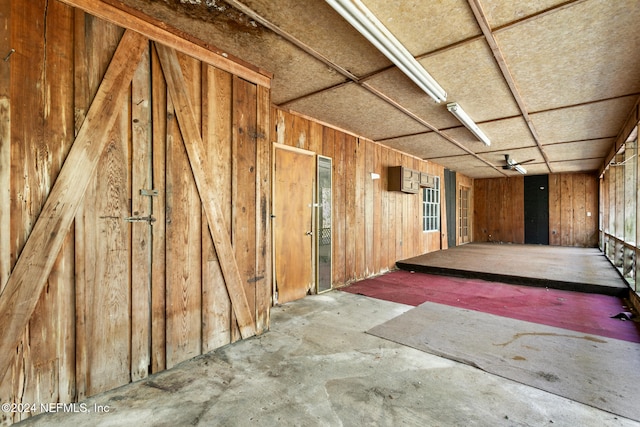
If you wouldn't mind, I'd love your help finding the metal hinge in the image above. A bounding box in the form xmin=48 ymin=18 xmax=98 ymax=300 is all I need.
xmin=140 ymin=189 xmax=159 ymax=197
xmin=124 ymin=216 xmax=156 ymax=223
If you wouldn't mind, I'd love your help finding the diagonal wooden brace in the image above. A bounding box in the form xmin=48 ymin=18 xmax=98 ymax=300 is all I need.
xmin=0 ymin=30 xmax=148 ymax=382
xmin=155 ymin=43 xmax=256 ymax=339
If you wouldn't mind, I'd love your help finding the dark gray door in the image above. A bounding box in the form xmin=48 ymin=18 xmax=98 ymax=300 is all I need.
xmin=524 ymin=175 xmax=549 ymax=244
xmin=444 ymin=169 xmax=456 ymax=247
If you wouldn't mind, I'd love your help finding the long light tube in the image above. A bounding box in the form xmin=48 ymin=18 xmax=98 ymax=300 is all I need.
xmin=514 ymin=164 xmax=527 ymax=174
xmin=326 ymin=0 xmax=447 ymax=103
xmin=446 ymin=102 xmax=491 ymax=146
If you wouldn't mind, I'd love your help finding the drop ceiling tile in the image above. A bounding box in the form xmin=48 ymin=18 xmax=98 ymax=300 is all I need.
xmin=382 ymin=132 xmax=468 ymax=159
xmin=481 ymin=0 xmax=572 ymax=28
xmin=365 ymin=39 xmax=520 ymax=129
xmin=550 ymin=159 xmax=603 ymax=173
xmin=530 ymin=96 xmax=638 ymax=144
xmin=543 ymin=139 xmax=613 ymax=163
xmin=361 ymin=0 xmax=481 ymax=55
xmin=241 ymin=0 xmax=390 ymax=77
xmin=495 ymin=0 xmax=640 ymax=111
xmin=428 ymin=154 xmax=498 ymax=177
xmin=285 ymin=83 xmax=430 ymax=140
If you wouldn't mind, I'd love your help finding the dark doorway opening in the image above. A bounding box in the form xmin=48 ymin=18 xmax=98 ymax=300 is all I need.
xmin=524 ymin=175 xmax=549 ymax=244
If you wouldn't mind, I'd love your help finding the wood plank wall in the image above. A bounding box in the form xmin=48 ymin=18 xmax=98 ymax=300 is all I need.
xmin=0 ymin=2 xmax=270 ymax=423
xmin=271 ymin=108 xmax=465 ymax=285
xmin=473 ymin=176 xmax=525 ymax=243
xmin=474 ymin=173 xmax=598 ymax=247
xmin=548 ymin=173 xmax=598 ymax=247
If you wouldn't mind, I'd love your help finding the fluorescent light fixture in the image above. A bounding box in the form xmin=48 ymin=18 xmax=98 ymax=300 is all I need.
xmin=446 ymin=102 xmax=491 ymax=146
xmin=326 ymin=0 xmax=447 ymax=103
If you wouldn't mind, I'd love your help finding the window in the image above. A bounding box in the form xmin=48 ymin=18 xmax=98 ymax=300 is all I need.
xmin=423 ymin=176 xmax=440 ymax=232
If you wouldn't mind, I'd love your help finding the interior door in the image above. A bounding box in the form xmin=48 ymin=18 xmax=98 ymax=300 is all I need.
xmin=273 ymin=144 xmax=316 ymax=304
xmin=524 ymin=175 xmax=550 ymax=244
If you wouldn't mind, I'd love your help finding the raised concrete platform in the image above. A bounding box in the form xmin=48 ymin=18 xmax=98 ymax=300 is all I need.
xmin=396 ymin=243 xmax=629 ymax=297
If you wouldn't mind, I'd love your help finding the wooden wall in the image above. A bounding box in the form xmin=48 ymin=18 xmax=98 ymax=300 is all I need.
xmin=272 ymin=108 xmax=464 ymax=285
xmin=0 ymin=2 xmax=270 ymax=424
xmin=474 ymin=173 xmax=598 ymax=247
xmin=548 ymin=173 xmax=599 ymax=247
xmin=473 ymin=176 xmax=525 ymax=243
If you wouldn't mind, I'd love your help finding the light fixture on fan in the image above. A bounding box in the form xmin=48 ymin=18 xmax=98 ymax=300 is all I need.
xmin=446 ymin=102 xmax=491 ymax=146
xmin=503 ymin=154 xmax=534 ymax=174
xmin=326 ymin=0 xmax=447 ymax=103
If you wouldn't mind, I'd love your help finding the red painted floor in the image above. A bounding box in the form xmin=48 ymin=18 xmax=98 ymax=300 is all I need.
xmin=342 ymin=270 xmax=640 ymax=343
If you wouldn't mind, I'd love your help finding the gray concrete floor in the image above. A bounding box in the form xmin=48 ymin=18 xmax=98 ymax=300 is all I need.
xmin=17 ymin=291 xmax=640 ymax=426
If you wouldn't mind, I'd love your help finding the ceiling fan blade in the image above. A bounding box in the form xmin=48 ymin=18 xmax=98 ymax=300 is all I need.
xmin=516 ymin=158 xmax=535 ymax=165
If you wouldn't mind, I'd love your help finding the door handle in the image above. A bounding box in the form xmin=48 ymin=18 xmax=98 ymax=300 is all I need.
xmin=305 ymin=231 xmax=313 ymax=236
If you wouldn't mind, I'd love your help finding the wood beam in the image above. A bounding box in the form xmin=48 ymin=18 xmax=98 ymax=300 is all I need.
xmin=467 ymin=0 xmax=553 ymax=173
xmin=0 ymin=30 xmax=148 ymax=381
xmin=155 ymin=43 xmax=256 ymax=339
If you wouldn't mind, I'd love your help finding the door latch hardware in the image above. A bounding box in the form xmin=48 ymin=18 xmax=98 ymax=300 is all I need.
xmin=305 ymin=231 xmax=313 ymax=236
xmin=140 ymin=189 xmax=159 ymax=197
xmin=125 ymin=216 xmax=156 ymax=223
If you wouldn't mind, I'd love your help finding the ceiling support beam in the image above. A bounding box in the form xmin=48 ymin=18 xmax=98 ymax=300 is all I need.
xmin=467 ymin=0 xmax=553 ymax=173
xmin=60 ymin=0 xmax=272 ymax=88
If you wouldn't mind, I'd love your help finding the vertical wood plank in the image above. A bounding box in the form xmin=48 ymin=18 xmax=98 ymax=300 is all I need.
xmin=308 ymin=120 xmax=322 ymax=155
xmin=395 ymin=151 xmax=404 ymax=261
xmin=37 ymin=0 xmax=75 ymax=406
xmin=548 ymin=174 xmax=561 ymax=245
xmin=201 ymin=66 xmax=233 ymax=352
xmin=130 ymin=46 xmax=152 ymax=381
xmin=72 ymin=9 xmax=89 ymax=400
xmin=165 ymin=52 xmax=202 ymax=368
xmin=0 ymin=0 xmax=12 ymax=294
xmin=150 ymin=45 xmax=167 ymax=373
xmin=8 ymin=5 xmax=46 ymax=407
xmin=333 ymin=130 xmax=346 ymax=285
xmin=355 ymin=138 xmax=366 ymax=278
xmin=386 ymin=150 xmax=396 ymax=268
xmin=155 ymin=44 xmax=255 ymax=340
xmin=585 ymin=174 xmax=598 ymax=247
xmin=232 ymin=75 xmax=258 ymax=323
xmin=561 ymin=174 xmax=573 ymax=245
xmin=344 ymin=134 xmax=357 ymax=281
xmin=574 ymin=174 xmax=586 ymax=246
xmin=325 ymin=131 xmax=347 ymax=286
xmin=364 ymin=140 xmax=374 ymax=276
xmin=255 ymin=84 xmax=271 ymax=332
xmin=372 ymin=143 xmax=382 ymax=272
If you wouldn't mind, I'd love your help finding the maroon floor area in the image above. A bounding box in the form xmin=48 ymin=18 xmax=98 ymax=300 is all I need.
xmin=342 ymin=270 xmax=640 ymax=343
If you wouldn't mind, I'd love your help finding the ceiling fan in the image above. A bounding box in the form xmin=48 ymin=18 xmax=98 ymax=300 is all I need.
xmin=502 ymin=154 xmax=534 ymax=174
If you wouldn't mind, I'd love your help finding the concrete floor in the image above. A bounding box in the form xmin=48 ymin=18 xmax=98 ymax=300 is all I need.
xmin=17 ymin=291 xmax=639 ymax=427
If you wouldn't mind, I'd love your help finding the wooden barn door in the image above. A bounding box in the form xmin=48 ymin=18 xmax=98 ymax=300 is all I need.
xmin=1 ymin=5 xmax=271 ymax=420
xmin=273 ymin=144 xmax=316 ymax=304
